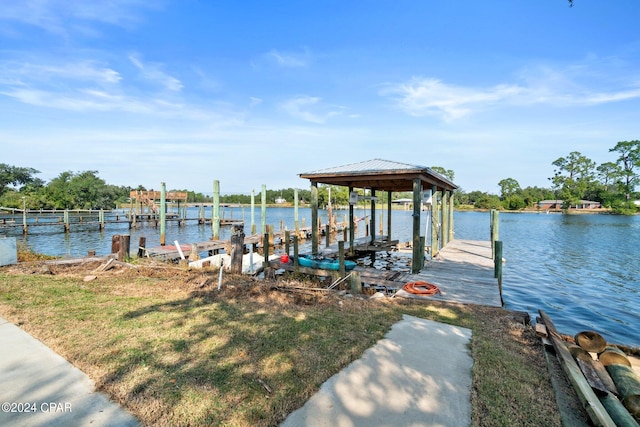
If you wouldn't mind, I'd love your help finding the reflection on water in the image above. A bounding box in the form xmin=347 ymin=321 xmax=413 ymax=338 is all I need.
xmin=3 ymin=208 xmax=639 ymax=347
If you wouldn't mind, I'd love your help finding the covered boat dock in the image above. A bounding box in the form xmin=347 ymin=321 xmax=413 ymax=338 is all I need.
xmin=299 ymin=159 xmax=458 ymax=274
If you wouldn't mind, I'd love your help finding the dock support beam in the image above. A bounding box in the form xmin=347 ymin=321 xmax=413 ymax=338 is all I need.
xmin=412 ymin=178 xmax=423 ymax=274
xmin=442 ymin=191 xmax=449 ymax=246
xmin=294 ymin=188 xmax=300 ymax=238
xmin=261 ymin=184 xmax=267 ymax=235
xmin=311 ymin=181 xmax=318 ymax=254
xmin=370 ymin=188 xmax=376 ymax=244
xmin=212 ymin=180 xmax=220 ymax=240
xmin=160 ymin=182 xmax=166 ymax=246
xmin=387 ymin=191 xmax=392 ymax=242
xmin=251 ymin=190 xmax=256 ymax=235
xmin=431 ymin=187 xmax=441 ymax=258
xmin=348 ymin=186 xmax=355 ymax=256
xmin=448 ymin=191 xmax=455 ymax=242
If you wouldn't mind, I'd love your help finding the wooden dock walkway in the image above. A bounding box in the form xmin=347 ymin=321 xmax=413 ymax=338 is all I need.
xmin=395 ymin=239 xmax=502 ymax=307
xmin=271 ymin=238 xmax=502 ymax=308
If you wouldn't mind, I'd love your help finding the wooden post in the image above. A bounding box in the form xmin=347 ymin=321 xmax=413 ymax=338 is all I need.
xmin=229 ymin=224 xmax=244 ymax=274
xmin=261 ymin=184 xmax=267 ymax=235
xmin=491 ymin=209 xmax=500 ymax=258
xmin=387 ymin=190 xmax=392 ymax=242
xmin=350 ymin=271 xmax=362 ymax=294
xmin=293 ymin=235 xmax=299 ymax=274
xmin=325 ymin=224 xmax=330 ymax=248
xmin=111 ymin=235 xmax=120 ymax=254
xmin=268 ymin=224 xmax=274 ymax=247
xmin=64 ymin=209 xmax=70 ymax=233
xmin=284 ymin=230 xmax=290 ymax=255
xmin=411 ymin=178 xmax=422 ymax=274
xmin=251 ymin=189 xmax=256 ymax=235
xmin=431 ymin=189 xmax=441 ymax=258
xmin=99 ymin=209 xmax=105 ymax=230
xmin=160 ymin=182 xmax=166 ymax=246
xmin=370 ymin=188 xmax=376 ymax=244
xmin=494 ymin=240 xmax=504 ymax=305
xmin=22 ymin=198 xmax=27 ymax=234
xmin=448 ymin=191 xmax=455 ymax=242
xmin=442 ymin=191 xmax=450 ymax=246
xmin=294 ymin=188 xmax=300 ymax=238
xmin=338 ymin=241 xmax=345 ymax=277
xmin=349 ymin=186 xmax=355 ymax=256
xmin=263 ymin=232 xmax=270 ymax=269
xmin=137 ymin=236 xmax=146 ymax=258
xmin=118 ymin=234 xmax=130 ymax=261
xmin=311 ymin=181 xmax=318 ymax=254
xmin=212 ymin=180 xmax=220 ymax=240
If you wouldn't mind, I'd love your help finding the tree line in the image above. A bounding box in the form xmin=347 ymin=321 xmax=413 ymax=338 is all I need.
xmin=1 ymin=140 xmax=638 ymax=213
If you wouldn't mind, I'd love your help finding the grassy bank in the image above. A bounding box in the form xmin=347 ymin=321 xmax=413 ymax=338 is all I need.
xmin=0 ymin=262 xmax=564 ymax=426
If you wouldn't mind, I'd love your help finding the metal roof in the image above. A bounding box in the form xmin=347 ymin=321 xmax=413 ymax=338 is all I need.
xmin=299 ymin=158 xmax=457 ymax=192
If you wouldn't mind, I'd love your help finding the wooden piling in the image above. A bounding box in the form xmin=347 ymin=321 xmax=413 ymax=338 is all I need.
xmin=229 ymin=225 xmax=244 ymax=274
xmin=311 ymin=182 xmax=318 ymax=254
xmin=261 ymin=184 xmax=267 ymax=235
xmin=494 ymin=240 xmax=504 ymax=305
xmin=338 ymin=241 xmax=345 ymax=277
xmin=491 ymin=209 xmax=499 ymax=257
xmin=251 ymin=189 xmax=256 ymax=235
xmin=263 ymin=232 xmax=269 ymax=269
xmin=118 ymin=234 xmax=130 ymax=261
xmin=284 ymin=230 xmax=290 ymax=255
xmin=212 ymin=180 xmax=220 ymax=240
xmin=412 ymin=178 xmax=422 ymax=273
xmin=160 ymin=182 xmax=166 ymax=246
xmin=138 ymin=236 xmax=146 ymax=258
xmin=294 ymin=188 xmax=300 ymax=238
xmin=325 ymin=224 xmax=330 ymax=248
xmin=350 ymin=271 xmax=362 ymax=294
xmin=293 ymin=235 xmax=299 ymax=274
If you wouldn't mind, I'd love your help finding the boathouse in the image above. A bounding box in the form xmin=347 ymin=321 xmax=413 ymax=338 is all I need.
xmin=299 ymin=159 xmax=457 ymax=274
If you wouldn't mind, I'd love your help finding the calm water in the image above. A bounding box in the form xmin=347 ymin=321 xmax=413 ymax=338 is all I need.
xmin=3 ymin=207 xmax=639 ymax=347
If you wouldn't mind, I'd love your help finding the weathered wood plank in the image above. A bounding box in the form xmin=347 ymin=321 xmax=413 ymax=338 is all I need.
xmin=396 ymin=239 xmax=502 ymax=307
xmin=539 ymin=310 xmax=617 ymax=427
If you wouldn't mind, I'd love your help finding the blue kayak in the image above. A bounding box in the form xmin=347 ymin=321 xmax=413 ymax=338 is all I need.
xmin=297 ymin=255 xmax=356 ymax=271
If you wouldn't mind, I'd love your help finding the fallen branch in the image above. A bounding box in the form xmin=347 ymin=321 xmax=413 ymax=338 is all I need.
xmin=257 ymin=378 xmax=272 ymax=394
xmin=328 ymin=273 xmax=352 ymax=290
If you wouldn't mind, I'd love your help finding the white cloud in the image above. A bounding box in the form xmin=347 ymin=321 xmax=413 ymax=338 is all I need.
xmin=382 ymin=64 xmax=640 ymax=121
xmin=280 ymin=95 xmax=342 ymax=124
xmin=265 ymin=49 xmax=311 ymax=68
xmin=381 ymin=78 xmax=523 ymax=121
xmin=0 ymin=0 xmax=155 ymax=36
xmin=0 ymin=60 xmax=122 ymax=86
xmin=0 ymin=57 xmax=240 ymax=122
xmin=128 ymin=55 xmax=183 ymax=92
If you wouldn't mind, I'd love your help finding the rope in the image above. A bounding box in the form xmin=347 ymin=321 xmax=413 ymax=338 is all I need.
xmin=402 ymin=281 xmax=440 ymax=295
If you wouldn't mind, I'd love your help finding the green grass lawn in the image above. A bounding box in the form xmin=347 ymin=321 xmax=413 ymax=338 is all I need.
xmin=0 ymin=267 xmax=563 ymax=426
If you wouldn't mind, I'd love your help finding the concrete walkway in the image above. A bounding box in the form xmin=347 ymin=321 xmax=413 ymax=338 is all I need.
xmin=0 ymin=317 xmax=139 ymax=427
xmin=281 ymin=315 xmax=473 ymax=427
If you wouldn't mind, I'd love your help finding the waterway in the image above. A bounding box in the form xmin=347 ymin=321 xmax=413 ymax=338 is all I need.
xmin=2 ymin=207 xmax=639 ymax=348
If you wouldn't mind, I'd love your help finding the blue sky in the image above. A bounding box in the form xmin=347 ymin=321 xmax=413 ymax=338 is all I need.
xmin=2 ymin=1 xmax=640 ymax=195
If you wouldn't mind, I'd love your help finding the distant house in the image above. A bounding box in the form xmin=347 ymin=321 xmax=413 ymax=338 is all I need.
xmin=391 ymin=198 xmax=413 ymax=205
xmin=275 ymin=196 xmax=286 ymax=204
xmin=537 ymin=200 xmax=601 ymax=210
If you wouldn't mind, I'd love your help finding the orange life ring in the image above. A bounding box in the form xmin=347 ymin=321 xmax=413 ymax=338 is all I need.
xmin=403 ymin=281 xmax=440 ymax=295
